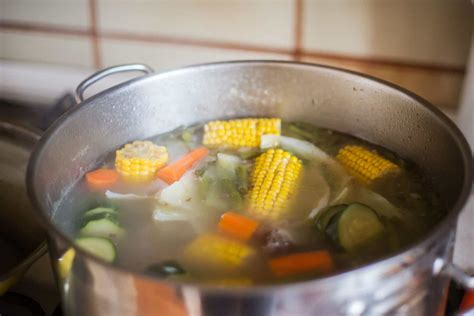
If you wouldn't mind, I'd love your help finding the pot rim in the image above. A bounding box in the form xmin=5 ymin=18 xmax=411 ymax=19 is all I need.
xmin=26 ymin=60 xmax=473 ymax=294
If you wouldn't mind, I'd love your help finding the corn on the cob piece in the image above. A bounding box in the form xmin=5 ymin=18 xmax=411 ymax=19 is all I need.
xmin=203 ymin=118 xmax=281 ymax=149
xmin=183 ymin=233 xmax=254 ymax=270
xmin=248 ymin=149 xmax=303 ymax=220
xmin=115 ymin=140 xmax=168 ymax=182
xmin=336 ymin=145 xmax=400 ymax=184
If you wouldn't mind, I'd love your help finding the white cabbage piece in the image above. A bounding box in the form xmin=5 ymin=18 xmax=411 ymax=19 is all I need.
xmin=105 ymin=190 xmax=151 ymax=200
xmin=321 ymin=160 xmax=352 ymax=201
xmin=260 ymin=134 xmax=330 ymax=161
xmin=308 ymin=190 xmax=330 ymax=219
xmin=159 ymin=171 xmax=203 ymax=212
xmin=216 ymin=153 xmax=242 ymax=174
xmin=298 ymin=163 xmax=331 ymax=219
xmin=152 ymin=204 xmax=189 ymax=222
xmin=332 ymin=182 xmax=403 ymax=219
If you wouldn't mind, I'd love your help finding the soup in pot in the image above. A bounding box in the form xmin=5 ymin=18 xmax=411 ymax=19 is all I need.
xmin=55 ymin=118 xmax=444 ymax=285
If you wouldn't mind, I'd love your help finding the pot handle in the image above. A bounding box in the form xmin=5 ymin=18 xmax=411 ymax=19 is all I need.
xmin=434 ymin=258 xmax=474 ymax=289
xmin=75 ymin=64 xmax=154 ymax=102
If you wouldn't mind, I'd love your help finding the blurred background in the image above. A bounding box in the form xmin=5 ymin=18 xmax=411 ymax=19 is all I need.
xmin=0 ymin=0 xmax=472 ymax=111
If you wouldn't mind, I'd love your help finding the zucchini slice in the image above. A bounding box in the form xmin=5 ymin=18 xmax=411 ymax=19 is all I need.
xmin=83 ymin=207 xmax=116 ymax=218
xmin=79 ymin=218 xmax=125 ymax=238
xmin=337 ymin=203 xmax=385 ymax=251
xmin=314 ymin=204 xmax=348 ymax=231
xmin=75 ymin=237 xmax=116 ymax=262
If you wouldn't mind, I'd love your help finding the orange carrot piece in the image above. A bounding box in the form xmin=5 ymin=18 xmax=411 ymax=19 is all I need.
xmin=460 ymin=290 xmax=474 ymax=312
xmin=218 ymin=212 xmax=259 ymax=242
xmin=86 ymin=169 xmax=119 ymax=190
xmin=156 ymin=147 xmax=209 ymax=184
xmin=269 ymin=250 xmax=334 ymax=278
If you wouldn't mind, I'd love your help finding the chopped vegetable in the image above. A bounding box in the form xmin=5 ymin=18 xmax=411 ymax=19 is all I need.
xmin=183 ymin=233 xmax=255 ymax=270
xmin=248 ymin=149 xmax=303 ymax=221
xmin=82 ymin=208 xmax=118 ymax=225
xmin=269 ymin=250 xmax=333 ymax=277
xmin=288 ymin=124 xmax=314 ymax=140
xmin=79 ymin=218 xmax=125 ymax=238
xmin=332 ymin=183 xmax=403 ymax=219
xmin=115 ymin=140 xmax=169 ymax=182
xmin=85 ymin=169 xmax=119 ymax=190
xmin=203 ymin=118 xmax=281 ymax=149
xmin=323 ymin=203 xmax=385 ymax=251
xmin=75 ymin=237 xmax=117 ymax=262
xmin=460 ymin=290 xmax=474 ymax=313
xmin=83 ymin=207 xmax=116 ymax=218
xmin=218 ymin=212 xmax=259 ymax=241
xmin=181 ymin=129 xmax=193 ymax=144
xmin=159 ymin=172 xmax=202 ymax=212
xmin=314 ymin=204 xmax=348 ymax=232
xmin=217 ymin=153 xmax=242 ymax=175
xmin=145 ymin=261 xmax=186 ymax=278
xmin=157 ymin=146 xmax=209 ymax=184
xmin=152 ymin=205 xmax=189 ymax=222
xmin=297 ymin=163 xmax=331 ymax=219
xmin=307 ymin=190 xmax=330 ymax=219
xmin=337 ymin=204 xmax=385 ymax=251
xmin=105 ymin=190 xmax=150 ymax=200
xmin=260 ymin=135 xmax=330 ymax=161
xmin=336 ymin=145 xmax=400 ymax=184
xmin=197 ymin=162 xmax=245 ymax=211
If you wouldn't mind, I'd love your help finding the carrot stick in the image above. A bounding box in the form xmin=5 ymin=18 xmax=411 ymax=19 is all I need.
xmin=156 ymin=147 xmax=209 ymax=184
xmin=269 ymin=250 xmax=333 ymax=277
xmin=218 ymin=212 xmax=259 ymax=242
xmin=85 ymin=169 xmax=119 ymax=190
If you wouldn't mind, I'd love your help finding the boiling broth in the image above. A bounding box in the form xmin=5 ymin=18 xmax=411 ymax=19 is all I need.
xmin=55 ymin=120 xmax=444 ymax=285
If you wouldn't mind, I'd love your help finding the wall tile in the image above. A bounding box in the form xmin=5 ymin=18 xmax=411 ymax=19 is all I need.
xmin=0 ymin=0 xmax=90 ymax=28
xmin=302 ymin=56 xmax=464 ymax=109
xmin=303 ymin=0 xmax=472 ymax=66
xmin=98 ymin=0 xmax=293 ymax=49
xmin=101 ymin=38 xmax=291 ymax=71
xmin=0 ymin=31 xmax=93 ymax=68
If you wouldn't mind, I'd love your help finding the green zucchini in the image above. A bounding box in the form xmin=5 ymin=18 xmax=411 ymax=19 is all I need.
xmin=83 ymin=207 xmax=116 ymax=219
xmin=75 ymin=237 xmax=117 ymax=262
xmin=315 ymin=204 xmax=348 ymax=231
xmin=80 ymin=218 xmax=125 ymax=238
xmin=334 ymin=203 xmax=385 ymax=251
xmin=82 ymin=212 xmax=119 ymax=226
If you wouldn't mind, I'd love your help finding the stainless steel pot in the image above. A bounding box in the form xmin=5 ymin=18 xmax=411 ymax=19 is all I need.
xmin=27 ymin=61 xmax=473 ymax=316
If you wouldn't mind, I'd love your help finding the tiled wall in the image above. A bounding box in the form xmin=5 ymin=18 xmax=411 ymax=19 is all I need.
xmin=1 ymin=0 xmax=472 ymax=108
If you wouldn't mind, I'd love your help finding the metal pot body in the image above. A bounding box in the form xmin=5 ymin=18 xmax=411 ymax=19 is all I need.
xmin=27 ymin=62 xmax=472 ymax=316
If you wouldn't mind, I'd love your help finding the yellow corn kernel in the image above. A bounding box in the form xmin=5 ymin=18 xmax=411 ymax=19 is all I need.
xmin=203 ymin=118 xmax=281 ymax=149
xmin=336 ymin=145 xmax=400 ymax=184
xmin=183 ymin=234 xmax=255 ymax=270
xmin=115 ymin=140 xmax=168 ymax=182
xmin=248 ymin=149 xmax=302 ymax=221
